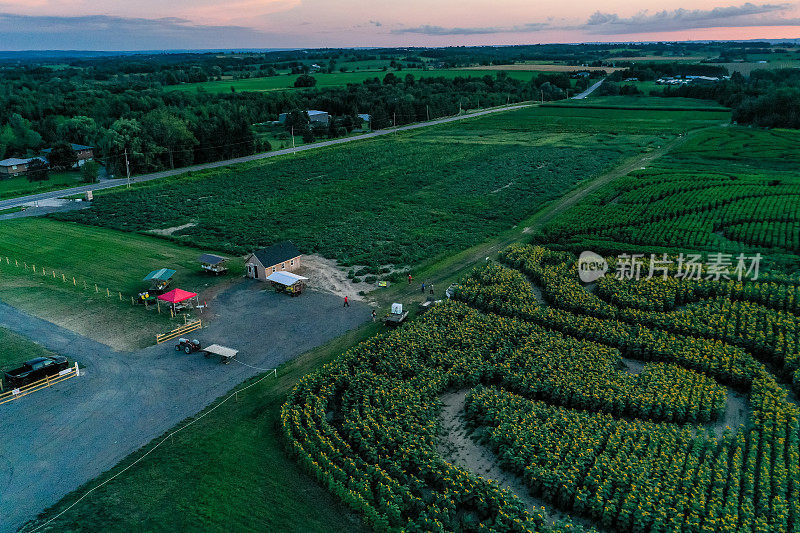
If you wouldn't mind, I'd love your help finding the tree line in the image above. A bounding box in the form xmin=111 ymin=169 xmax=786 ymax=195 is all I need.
xmin=0 ymin=69 xmax=574 ymax=175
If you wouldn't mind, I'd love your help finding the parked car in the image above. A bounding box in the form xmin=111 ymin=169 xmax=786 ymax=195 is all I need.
xmin=175 ymin=338 xmax=201 ymax=354
xmin=4 ymin=356 xmax=69 ymax=388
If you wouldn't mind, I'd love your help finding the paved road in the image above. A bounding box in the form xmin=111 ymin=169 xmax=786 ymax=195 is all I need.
xmin=0 ymin=104 xmax=531 ymax=212
xmin=572 ymin=78 xmax=605 ymax=99
xmin=0 ymin=281 xmax=369 ymax=533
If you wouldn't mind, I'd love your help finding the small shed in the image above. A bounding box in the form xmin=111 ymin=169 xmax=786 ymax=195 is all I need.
xmin=198 ymin=254 xmax=228 ymax=275
xmin=245 ymin=241 xmax=302 ymax=281
xmin=143 ymin=268 xmax=176 ymax=293
xmin=266 ymin=271 xmax=308 ymax=296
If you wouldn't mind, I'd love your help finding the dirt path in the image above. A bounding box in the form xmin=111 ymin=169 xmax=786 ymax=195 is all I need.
xmin=437 ymin=389 xmax=603 ymax=531
xmin=622 ymin=357 xmax=750 ymax=436
xmin=709 ymin=388 xmax=750 ymax=438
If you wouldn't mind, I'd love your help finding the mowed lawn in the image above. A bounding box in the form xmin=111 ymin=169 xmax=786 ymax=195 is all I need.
xmin=0 ymin=326 xmax=59 ymax=371
xmin=0 ymin=219 xmax=242 ymax=349
xmin=55 ymin=105 xmax=730 ymax=270
xmin=549 ymin=95 xmax=731 ymax=111
xmin=0 ymin=171 xmax=85 ymax=200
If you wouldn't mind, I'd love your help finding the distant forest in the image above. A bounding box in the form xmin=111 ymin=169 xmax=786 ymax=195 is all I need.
xmin=0 ymin=42 xmax=798 ymax=175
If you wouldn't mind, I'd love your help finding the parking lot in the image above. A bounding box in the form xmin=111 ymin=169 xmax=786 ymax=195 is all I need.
xmin=0 ymin=280 xmax=368 ymax=532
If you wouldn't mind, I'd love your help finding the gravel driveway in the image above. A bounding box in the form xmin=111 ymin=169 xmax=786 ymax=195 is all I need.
xmin=0 ymin=281 xmax=368 ymax=532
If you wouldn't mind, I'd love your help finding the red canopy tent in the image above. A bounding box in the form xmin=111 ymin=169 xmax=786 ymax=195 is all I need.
xmin=157 ymin=288 xmax=199 ymax=312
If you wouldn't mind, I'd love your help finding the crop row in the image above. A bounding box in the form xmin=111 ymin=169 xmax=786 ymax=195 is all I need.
xmin=466 ymin=371 xmax=800 ymax=533
xmin=282 ymin=298 xmax=733 ymax=531
xmin=456 ymin=260 xmax=762 ymax=388
xmin=499 ymin=245 xmax=800 ymax=388
xmin=595 ymin=275 xmax=800 ymax=315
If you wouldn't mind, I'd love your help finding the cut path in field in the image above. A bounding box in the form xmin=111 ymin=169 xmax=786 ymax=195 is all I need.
xmin=438 ymin=389 xmax=605 ymax=531
xmin=0 ymin=281 xmax=369 ymax=533
xmin=0 ymin=104 xmax=531 ymax=212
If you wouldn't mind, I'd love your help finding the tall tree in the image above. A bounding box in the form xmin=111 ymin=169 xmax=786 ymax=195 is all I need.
xmin=48 ymin=142 xmax=78 ymax=170
xmin=57 ymin=116 xmax=98 ymax=145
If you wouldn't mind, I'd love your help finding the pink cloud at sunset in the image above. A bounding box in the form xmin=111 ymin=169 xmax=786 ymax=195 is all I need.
xmin=0 ymin=0 xmax=798 ymax=49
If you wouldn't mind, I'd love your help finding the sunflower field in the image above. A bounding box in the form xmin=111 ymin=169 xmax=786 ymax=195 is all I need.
xmin=282 ymin=239 xmax=800 ymax=532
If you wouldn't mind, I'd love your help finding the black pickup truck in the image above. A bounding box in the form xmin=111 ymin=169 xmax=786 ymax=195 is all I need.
xmin=4 ymin=356 xmax=69 ymax=388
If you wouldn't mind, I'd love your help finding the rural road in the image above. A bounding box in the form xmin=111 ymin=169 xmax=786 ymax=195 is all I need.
xmin=0 ymin=282 xmax=369 ymax=533
xmin=0 ymin=104 xmax=531 ymax=212
xmin=572 ymin=78 xmax=605 ymax=99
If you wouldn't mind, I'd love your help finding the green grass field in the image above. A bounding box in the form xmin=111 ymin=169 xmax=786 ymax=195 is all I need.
xmin=0 ymin=219 xmax=242 ymax=349
xmin=0 ymin=171 xmax=85 ymax=200
xmin=548 ymin=95 xmax=730 ymax=111
xmin=54 ymin=105 xmax=722 ymax=270
xmin=171 ymin=69 xmax=551 ymax=94
xmin=0 ymin=326 xmax=59 ymax=371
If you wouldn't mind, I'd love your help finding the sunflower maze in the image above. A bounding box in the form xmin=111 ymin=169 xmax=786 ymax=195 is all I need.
xmin=282 ymin=243 xmax=800 ymax=532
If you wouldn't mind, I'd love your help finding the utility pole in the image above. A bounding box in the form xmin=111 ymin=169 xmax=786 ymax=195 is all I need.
xmin=124 ymin=148 xmax=131 ymax=188
xmin=291 ymin=126 xmax=296 ymax=151
xmin=426 ymin=105 xmax=430 ymax=121
xmin=541 ymin=89 xmax=544 ymax=105
xmin=393 ymin=112 xmax=396 ymax=135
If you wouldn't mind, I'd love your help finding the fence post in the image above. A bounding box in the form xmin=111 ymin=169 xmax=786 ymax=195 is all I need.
xmin=84 ymin=280 xmax=87 ymax=289
xmin=62 ymin=273 xmax=66 ymax=282
xmin=75 ymin=362 xmax=79 ymax=377
xmin=119 ymin=292 xmax=122 ymax=301
xmin=95 ymin=284 xmax=98 ymax=293
xmin=106 ymin=288 xmax=110 ymax=297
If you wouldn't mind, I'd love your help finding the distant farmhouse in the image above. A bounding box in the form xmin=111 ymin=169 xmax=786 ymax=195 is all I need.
xmin=0 ymin=156 xmax=47 ymax=177
xmin=245 ymin=241 xmax=302 ymax=281
xmin=278 ymin=110 xmax=330 ymax=125
xmin=41 ymin=143 xmax=95 ymax=168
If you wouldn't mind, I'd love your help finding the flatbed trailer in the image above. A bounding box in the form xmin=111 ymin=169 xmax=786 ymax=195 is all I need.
xmin=202 ymin=344 xmax=238 ymax=364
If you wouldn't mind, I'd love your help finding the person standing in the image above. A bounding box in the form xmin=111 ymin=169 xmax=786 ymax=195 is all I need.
xmin=344 ymin=295 xmax=350 ymax=307
xmin=408 ymin=273 xmax=413 ymax=285
xmin=429 ymin=283 xmax=434 ymax=295
xmin=371 ymin=309 xmax=377 ymax=322
xmin=421 ymin=282 xmax=426 ymax=293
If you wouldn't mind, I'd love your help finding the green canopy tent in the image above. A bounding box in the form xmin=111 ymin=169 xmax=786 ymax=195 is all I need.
xmin=142 ymin=268 xmax=176 ymax=293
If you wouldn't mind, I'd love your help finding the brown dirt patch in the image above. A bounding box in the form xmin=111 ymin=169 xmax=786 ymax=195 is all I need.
xmin=298 ymin=254 xmax=373 ymax=301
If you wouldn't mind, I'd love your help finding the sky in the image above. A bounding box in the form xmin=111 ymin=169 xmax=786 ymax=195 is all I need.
xmin=0 ymin=0 xmax=799 ymax=50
